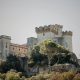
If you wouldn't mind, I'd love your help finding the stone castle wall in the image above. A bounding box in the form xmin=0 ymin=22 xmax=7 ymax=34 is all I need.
xmin=35 ymin=24 xmax=73 ymax=52
xmin=0 ymin=35 xmax=28 ymax=60
xmin=0 ymin=35 xmax=11 ymax=60
xmin=35 ymin=24 xmax=63 ymax=35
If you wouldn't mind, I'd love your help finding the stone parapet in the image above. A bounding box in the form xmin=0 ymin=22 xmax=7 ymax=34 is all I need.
xmin=0 ymin=35 xmax=11 ymax=40
xmin=35 ymin=24 xmax=63 ymax=34
xmin=62 ymin=31 xmax=72 ymax=36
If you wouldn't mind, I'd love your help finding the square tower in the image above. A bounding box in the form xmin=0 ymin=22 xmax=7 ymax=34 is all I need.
xmin=0 ymin=35 xmax=11 ymax=60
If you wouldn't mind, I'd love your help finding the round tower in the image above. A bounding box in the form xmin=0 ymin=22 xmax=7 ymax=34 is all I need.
xmin=62 ymin=31 xmax=72 ymax=52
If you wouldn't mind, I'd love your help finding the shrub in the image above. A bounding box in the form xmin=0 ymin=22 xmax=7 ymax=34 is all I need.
xmin=62 ymin=71 xmax=75 ymax=80
xmin=73 ymin=73 xmax=80 ymax=80
xmin=0 ymin=73 xmax=6 ymax=80
xmin=6 ymin=71 xmax=21 ymax=80
xmin=50 ymin=72 xmax=62 ymax=80
xmin=36 ymin=74 xmax=46 ymax=80
xmin=50 ymin=71 xmax=76 ymax=80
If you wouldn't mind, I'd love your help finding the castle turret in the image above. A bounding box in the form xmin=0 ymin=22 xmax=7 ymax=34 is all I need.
xmin=0 ymin=35 xmax=11 ymax=60
xmin=62 ymin=31 xmax=72 ymax=51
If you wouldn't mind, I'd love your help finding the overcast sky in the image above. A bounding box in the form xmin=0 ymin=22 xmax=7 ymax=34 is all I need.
xmin=0 ymin=0 xmax=80 ymax=58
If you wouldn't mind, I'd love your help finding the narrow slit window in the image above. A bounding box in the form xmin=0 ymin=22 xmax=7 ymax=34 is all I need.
xmin=6 ymin=43 xmax=7 ymax=48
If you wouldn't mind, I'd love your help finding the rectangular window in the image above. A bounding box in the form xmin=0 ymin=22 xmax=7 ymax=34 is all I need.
xmin=43 ymin=33 xmax=45 ymax=36
xmin=6 ymin=43 xmax=7 ymax=48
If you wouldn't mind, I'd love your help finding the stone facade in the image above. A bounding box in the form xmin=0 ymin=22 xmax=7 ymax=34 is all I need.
xmin=10 ymin=43 xmax=28 ymax=56
xmin=0 ymin=35 xmax=28 ymax=60
xmin=0 ymin=35 xmax=11 ymax=60
xmin=35 ymin=24 xmax=72 ymax=52
xmin=27 ymin=37 xmax=38 ymax=57
xmin=78 ymin=59 xmax=80 ymax=65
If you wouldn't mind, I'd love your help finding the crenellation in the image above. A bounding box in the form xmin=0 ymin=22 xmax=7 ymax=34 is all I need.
xmin=54 ymin=24 xmax=63 ymax=28
xmin=44 ymin=25 xmax=50 ymax=32
xmin=62 ymin=31 xmax=72 ymax=36
xmin=0 ymin=35 xmax=11 ymax=40
xmin=35 ymin=24 xmax=63 ymax=34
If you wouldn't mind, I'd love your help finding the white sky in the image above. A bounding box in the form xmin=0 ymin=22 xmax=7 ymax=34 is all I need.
xmin=0 ymin=0 xmax=80 ymax=58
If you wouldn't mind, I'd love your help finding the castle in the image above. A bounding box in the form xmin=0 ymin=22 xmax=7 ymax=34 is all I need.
xmin=27 ymin=24 xmax=73 ymax=55
xmin=0 ymin=35 xmax=28 ymax=60
xmin=0 ymin=24 xmax=73 ymax=60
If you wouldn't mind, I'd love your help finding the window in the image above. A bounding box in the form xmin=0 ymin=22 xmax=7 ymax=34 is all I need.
xmin=19 ymin=49 xmax=20 ymax=51
xmin=5 ymin=50 xmax=8 ymax=57
xmin=6 ymin=42 xmax=7 ymax=48
xmin=43 ymin=33 xmax=45 ymax=36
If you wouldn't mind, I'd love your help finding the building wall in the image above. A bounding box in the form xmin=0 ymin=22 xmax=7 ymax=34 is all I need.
xmin=62 ymin=35 xmax=72 ymax=51
xmin=0 ymin=39 xmax=2 ymax=59
xmin=37 ymin=32 xmax=55 ymax=43
xmin=27 ymin=37 xmax=37 ymax=47
xmin=10 ymin=43 xmax=28 ymax=56
xmin=78 ymin=59 xmax=80 ymax=65
xmin=0 ymin=35 xmax=11 ymax=60
xmin=27 ymin=37 xmax=38 ymax=57
xmin=0 ymin=35 xmax=28 ymax=60
xmin=36 ymin=24 xmax=63 ymax=43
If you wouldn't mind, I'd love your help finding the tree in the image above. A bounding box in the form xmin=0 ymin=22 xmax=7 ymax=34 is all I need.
xmin=30 ymin=46 xmax=42 ymax=66
xmin=50 ymin=53 xmax=71 ymax=65
xmin=29 ymin=45 xmax=48 ymax=67
xmin=57 ymin=44 xmax=69 ymax=53
xmin=1 ymin=54 xmax=24 ymax=73
xmin=40 ymin=40 xmax=58 ymax=72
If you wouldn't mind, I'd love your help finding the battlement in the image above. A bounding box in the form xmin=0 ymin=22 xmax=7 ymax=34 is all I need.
xmin=0 ymin=35 xmax=11 ymax=40
xmin=62 ymin=31 xmax=72 ymax=36
xmin=35 ymin=24 xmax=63 ymax=34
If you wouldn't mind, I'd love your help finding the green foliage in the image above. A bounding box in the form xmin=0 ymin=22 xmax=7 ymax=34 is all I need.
xmin=30 ymin=40 xmax=78 ymax=67
xmin=26 ymin=71 xmax=80 ymax=80
xmin=40 ymin=40 xmax=70 ymax=54
xmin=0 ymin=73 xmax=6 ymax=80
xmin=0 ymin=60 xmax=6 ymax=73
xmin=57 ymin=44 xmax=69 ymax=53
xmin=29 ymin=45 xmax=48 ymax=67
xmin=0 ymin=70 xmax=23 ymax=80
xmin=0 ymin=70 xmax=80 ymax=80
xmin=30 ymin=47 xmax=42 ymax=65
xmin=50 ymin=53 xmax=78 ymax=66
xmin=0 ymin=54 xmax=26 ymax=73
xmin=6 ymin=71 xmax=21 ymax=80
xmin=34 ymin=45 xmax=40 ymax=52
xmin=6 ymin=54 xmax=22 ymax=71
xmin=5 ymin=70 xmax=23 ymax=80
xmin=5 ymin=54 xmax=24 ymax=72
xmin=40 ymin=40 xmax=57 ymax=54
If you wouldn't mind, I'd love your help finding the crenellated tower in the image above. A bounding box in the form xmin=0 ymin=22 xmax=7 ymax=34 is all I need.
xmin=35 ymin=24 xmax=63 ymax=43
xmin=62 ymin=31 xmax=73 ymax=51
